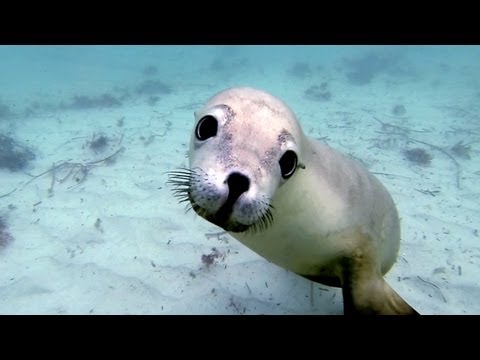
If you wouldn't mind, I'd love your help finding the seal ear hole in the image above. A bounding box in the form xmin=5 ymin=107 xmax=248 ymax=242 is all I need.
xmin=279 ymin=150 xmax=298 ymax=179
xmin=195 ymin=115 xmax=218 ymax=141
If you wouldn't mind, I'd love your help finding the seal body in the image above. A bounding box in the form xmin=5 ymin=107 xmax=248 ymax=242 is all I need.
xmin=170 ymin=87 xmax=418 ymax=315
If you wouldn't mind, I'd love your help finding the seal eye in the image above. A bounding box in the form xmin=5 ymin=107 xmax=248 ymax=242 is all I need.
xmin=195 ymin=115 xmax=218 ymax=141
xmin=279 ymin=150 xmax=297 ymax=179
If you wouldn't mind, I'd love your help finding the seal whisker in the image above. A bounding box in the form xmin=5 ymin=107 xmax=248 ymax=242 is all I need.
xmin=241 ymin=199 xmax=274 ymax=235
xmin=166 ymin=168 xmax=201 ymax=212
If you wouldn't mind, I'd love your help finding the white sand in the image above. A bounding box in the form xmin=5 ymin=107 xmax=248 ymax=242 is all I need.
xmin=0 ymin=45 xmax=479 ymax=314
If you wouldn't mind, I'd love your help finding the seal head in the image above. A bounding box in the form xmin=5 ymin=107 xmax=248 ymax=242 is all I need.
xmin=180 ymin=87 xmax=305 ymax=233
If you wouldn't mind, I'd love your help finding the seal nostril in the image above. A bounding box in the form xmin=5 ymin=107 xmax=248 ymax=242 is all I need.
xmin=227 ymin=172 xmax=250 ymax=198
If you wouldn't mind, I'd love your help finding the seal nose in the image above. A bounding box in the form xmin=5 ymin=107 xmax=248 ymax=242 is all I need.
xmin=208 ymin=172 xmax=250 ymax=232
xmin=212 ymin=172 xmax=251 ymax=228
xmin=226 ymin=172 xmax=250 ymax=199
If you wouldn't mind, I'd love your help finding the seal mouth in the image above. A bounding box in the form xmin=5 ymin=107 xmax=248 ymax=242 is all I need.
xmin=166 ymin=167 xmax=274 ymax=234
xmin=205 ymin=213 xmax=250 ymax=233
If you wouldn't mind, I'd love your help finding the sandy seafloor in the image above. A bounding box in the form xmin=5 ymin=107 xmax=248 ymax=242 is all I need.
xmin=0 ymin=45 xmax=479 ymax=315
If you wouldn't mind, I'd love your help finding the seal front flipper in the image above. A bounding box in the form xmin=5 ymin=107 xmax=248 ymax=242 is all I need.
xmin=338 ymin=231 xmax=419 ymax=315
xmin=341 ymin=275 xmax=419 ymax=315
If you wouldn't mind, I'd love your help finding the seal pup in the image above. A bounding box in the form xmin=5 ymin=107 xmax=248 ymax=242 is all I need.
xmin=168 ymin=87 xmax=418 ymax=315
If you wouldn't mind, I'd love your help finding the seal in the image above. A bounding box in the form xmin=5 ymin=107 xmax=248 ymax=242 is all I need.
xmin=168 ymin=87 xmax=418 ymax=315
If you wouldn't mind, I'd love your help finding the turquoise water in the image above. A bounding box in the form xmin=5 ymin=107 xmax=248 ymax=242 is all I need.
xmin=1 ymin=45 xmax=478 ymax=117
xmin=0 ymin=45 xmax=479 ymax=314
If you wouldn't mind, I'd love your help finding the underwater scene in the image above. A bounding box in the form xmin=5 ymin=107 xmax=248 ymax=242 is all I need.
xmin=0 ymin=45 xmax=479 ymax=314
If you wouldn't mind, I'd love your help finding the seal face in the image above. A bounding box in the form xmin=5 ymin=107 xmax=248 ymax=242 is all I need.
xmin=168 ymin=87 xmax=418 ymax=315
xmin=172 ymin=89 xmax=303 ymax=234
